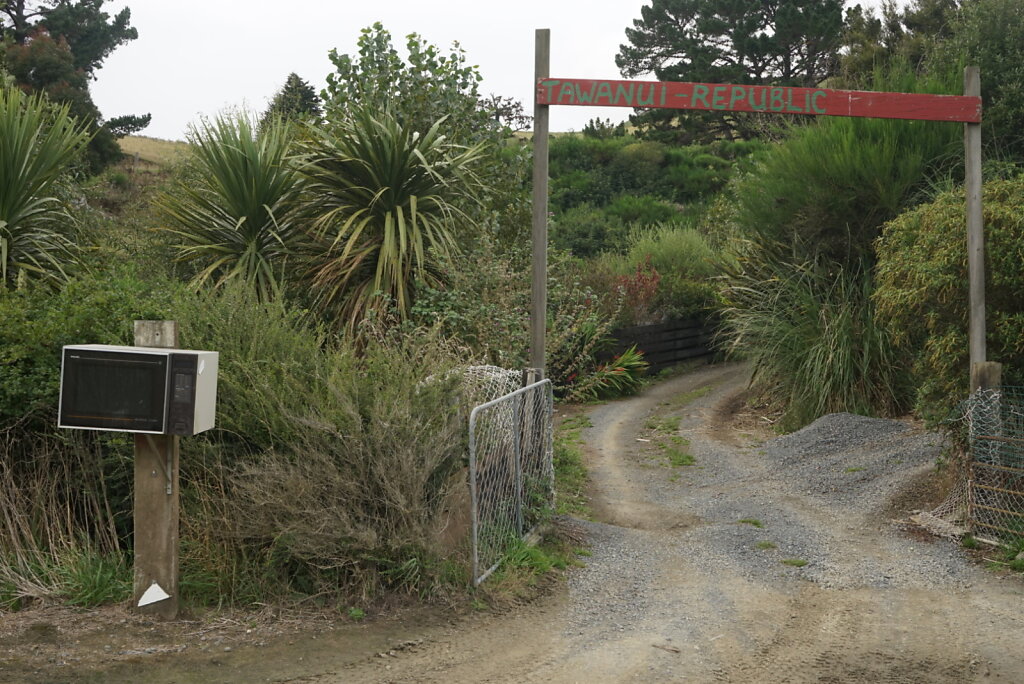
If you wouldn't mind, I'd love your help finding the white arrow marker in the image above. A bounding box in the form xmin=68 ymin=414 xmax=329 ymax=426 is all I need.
xmin=138 ymin=582 xmax=171 ymax=607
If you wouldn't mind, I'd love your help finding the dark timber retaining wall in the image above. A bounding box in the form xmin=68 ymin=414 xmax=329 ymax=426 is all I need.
xmin=603 ymin=318 xmax=716 ymax=373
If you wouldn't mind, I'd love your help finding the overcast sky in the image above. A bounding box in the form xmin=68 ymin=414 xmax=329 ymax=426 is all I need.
xmin=91 ymin=1 xmax=895 ymax=141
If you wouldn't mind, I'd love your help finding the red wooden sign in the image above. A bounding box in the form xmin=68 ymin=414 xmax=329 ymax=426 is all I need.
xmin=536 ymin=78 xmax=981 ymax=123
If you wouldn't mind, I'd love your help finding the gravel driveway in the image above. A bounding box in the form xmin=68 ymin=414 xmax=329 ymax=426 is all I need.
xmin=326 ymin=362 xmax=1024 ymax=683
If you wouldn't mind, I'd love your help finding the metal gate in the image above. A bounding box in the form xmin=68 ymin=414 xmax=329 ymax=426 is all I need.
xmin=468 ymin=379 xmax=554 ymax=585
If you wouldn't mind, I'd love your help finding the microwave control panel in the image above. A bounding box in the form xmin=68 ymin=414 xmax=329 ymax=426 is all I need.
xmin=167 ymin=353 xmax=198 ymax=436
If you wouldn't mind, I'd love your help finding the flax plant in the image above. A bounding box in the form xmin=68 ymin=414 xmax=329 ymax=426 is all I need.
xmin=295 ymin=107 xmax=485 ymax=331
xmin=0 ymin=86 xmax=91 ymax=289
xmin=157 ymin=114 xmax=300 ymax=300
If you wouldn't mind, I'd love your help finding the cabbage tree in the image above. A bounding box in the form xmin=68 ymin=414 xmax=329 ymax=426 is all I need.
xmin=0 ymin=86 xmax=91 ymax=289
xmin=295 ymin=107 xmax=485 ymax=330
xmin=157 ymin=114 xmax=300 ymax=300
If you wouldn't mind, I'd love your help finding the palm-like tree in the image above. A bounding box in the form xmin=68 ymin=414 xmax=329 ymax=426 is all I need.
xmin=295 ymin=107 xmax=485 ymax=331
xmin=0 ymin=86 xmax=91 ymax=289
xmin=157 ymin=114 xmax=300 ymax=300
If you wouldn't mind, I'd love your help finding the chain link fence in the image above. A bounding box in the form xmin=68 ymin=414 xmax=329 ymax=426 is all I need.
xmin=916 ymin=387 xmax=1024 ymax=543
xmin=468 ymin=379 xmax=554 ymax=585
xmin=967 ymin=387 xmax=1024 ymax=541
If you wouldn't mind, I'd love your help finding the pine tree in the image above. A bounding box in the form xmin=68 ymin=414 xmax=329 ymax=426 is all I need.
xmin=615 ymin=0 xmax=844 ymax=143
xmin=261 ymin=73 xmax=322 ymax=127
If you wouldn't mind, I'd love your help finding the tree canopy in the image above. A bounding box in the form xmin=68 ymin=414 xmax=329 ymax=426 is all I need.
xmin=323 ymin=23 xmax=499 ymax=146
xmin=615 ymin=0 xmax=844 ymax=142
xmin=0 ymin=0 xmax=147 ymax=171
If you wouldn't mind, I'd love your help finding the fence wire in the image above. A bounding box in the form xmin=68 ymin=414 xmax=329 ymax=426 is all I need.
xmin=468 ymin=379 xmax=554 ymax=585
xmin=966 ymin=387 xmax=1024 ymax=541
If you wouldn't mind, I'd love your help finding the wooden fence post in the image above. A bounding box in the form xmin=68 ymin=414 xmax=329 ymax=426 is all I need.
xmin=971 ymin=362 xmax=1001 ymax=393
xmin=531 ymin=28 xmax=550 ymax=378
xmin=964 ymin=66 xmax=986 ymax=376
xmin=132 ymin=320 xmax=180 ymax=620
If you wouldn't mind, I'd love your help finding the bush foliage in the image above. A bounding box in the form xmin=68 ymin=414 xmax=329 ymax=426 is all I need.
xmin=874 ymin=174 xmax=1024 ymax=422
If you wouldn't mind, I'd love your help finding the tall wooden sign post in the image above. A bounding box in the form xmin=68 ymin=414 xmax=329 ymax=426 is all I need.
xmin=530 ymin=29 xmax=550 ymax=377
xmin=529 ymin=31 xmax=985 ymax=388
xmin=132 ymin=320 xmax=180 ymax=619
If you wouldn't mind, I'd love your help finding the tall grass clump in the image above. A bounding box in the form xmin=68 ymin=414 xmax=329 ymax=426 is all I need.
xmin=731 ymin=62 xmax=961 ymax=267
xmin=171 ymin=282 xmax=473 ymax=603
xmin=721 ymin=247 xmax=907 ymax=432
xmin=719 ymin=61 xmax=963 ymax=429
xmin=626 ymin=223 xmax=716 ymax=280
xmin=578 ymin=224 xmax=722 ymax=328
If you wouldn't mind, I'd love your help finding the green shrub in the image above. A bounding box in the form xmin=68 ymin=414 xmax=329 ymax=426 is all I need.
xmin=550 ymin=169 xmax=612 ymax=210
xmin=550 ymin=203 xmax=630 ymax=257
xmin=409 ymin=235 xmax=530 ymax=369
xmin=0 ymin=266 xmax=181 ymax=426
xmin=604 ymin=194 xmax=680 ymax=226
xmin=626 ymin=224 xmax=716 ymax=280
xmin=874 ymin=174 xmax=1024 ymax=422
xmin=656 ymin=277 xmax=721 ymax=322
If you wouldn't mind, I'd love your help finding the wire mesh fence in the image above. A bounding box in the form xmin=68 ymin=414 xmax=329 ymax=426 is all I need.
xmin=468 ymin=379 xmax=554 ymax=585
xmin=967 ymin=387 xmax=1024 ymax=541
xmin=917 ymin=387 xmax=1024 ymax=543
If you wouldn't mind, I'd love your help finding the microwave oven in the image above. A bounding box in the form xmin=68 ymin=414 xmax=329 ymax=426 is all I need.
xmin=58 ymin=345 xmax=218 ymax=436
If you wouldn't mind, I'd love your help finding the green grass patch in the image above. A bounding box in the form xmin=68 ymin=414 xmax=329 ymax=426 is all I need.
xmin=668 ymin=385 xmax=713 ymax=407
xmin=781 ymin=558 xmax=808 ymax=567
xmin=487 ymin=535 xmax=581 ymax=595
xmin=961 ymin=535 xmax=981 ymax=550
xmin=561 ymin=414 xmax=593 ymax=431
xmin=554 ymin=413 xmax=592 ymax=518
xmin=844 ymin=467 xmax=865 ymax=473
xmin=738 ymin=518 xmax=764 ymax=528
xmin=645 ymin=414 xmax=681 ymax=433
xmin=756 ymin=541 xmax=777 ymax=550
xmin=984 ymin=538 xmax=1024 ymax=573
xmin=664 ymin=446 xmax=695 ymax=467
xmin=56 ymin=548 xmax=131 ymax=608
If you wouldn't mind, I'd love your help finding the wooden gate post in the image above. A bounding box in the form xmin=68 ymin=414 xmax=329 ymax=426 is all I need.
xmin=530 ymin=28 xmax=550 ymax=378
xmin=964 ymin=66 xmax=985 ymax=374
xmin=132 ymin=320 xmax=180 ymax=619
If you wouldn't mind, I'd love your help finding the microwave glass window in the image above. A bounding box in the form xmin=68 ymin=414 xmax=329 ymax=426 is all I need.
xmin=73 ymin=361 xmax=159 ymax=419
xmin=61 ymin=351 xmax=168 ymax=430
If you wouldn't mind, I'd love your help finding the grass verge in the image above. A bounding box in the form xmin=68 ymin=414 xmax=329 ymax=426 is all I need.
xmin=554 ymin=412 xmax=593 ymax=518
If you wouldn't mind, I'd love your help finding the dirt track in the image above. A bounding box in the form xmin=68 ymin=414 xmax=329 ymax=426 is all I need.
xmin=6 ymin=363 xmax=1024 ymax=683
xmin=317 ymin=363 xmax=1024 ymax=683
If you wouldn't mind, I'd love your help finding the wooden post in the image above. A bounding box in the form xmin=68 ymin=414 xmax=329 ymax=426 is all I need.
xmin=531 ymin=28 xmax=550 ymax=378
xmin=132 ymin=320 xmax=180 ymax=620
xmin=971 ymin=361 xmax=1001 ymax=393
xmin=965 ymin=66 xmax=985 ymax=374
